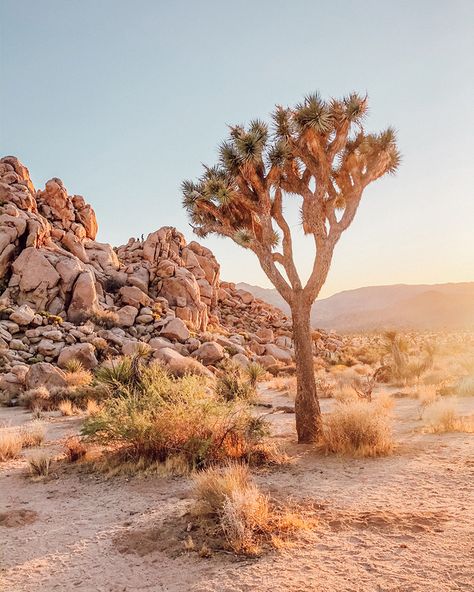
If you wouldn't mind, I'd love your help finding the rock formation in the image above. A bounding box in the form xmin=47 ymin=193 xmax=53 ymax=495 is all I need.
xmin=0 ymin=157 xmax=341 ymax=397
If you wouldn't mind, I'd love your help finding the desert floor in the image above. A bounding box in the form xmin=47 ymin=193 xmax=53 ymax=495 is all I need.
xmin=1 ymin=389 xmax=473 ymax=592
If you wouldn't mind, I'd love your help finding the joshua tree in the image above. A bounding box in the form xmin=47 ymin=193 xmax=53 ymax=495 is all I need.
xmin=182 ymin=92 xmax=400 ymax=443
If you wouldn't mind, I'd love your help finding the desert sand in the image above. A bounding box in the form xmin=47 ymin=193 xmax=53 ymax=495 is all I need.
xmin=1 ymin=389 xmax=473 ymax=592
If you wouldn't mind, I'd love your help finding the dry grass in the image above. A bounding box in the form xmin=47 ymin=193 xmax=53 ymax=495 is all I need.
xmin=85 ymin=399 xmax=102 ymax=416
xmin=20 ymin=422 xmax=45 ymax=448
xmin=193 ymin=463 xmax=314 ymax=556
xmin=58 ymin=400 xmax=80 ymax=416
xmin=422 ymin=399 xmax=473 ymax=433
xmin=19 ymin=386 xmax=51 ymax=410
xmin=64 ymin=436 xmax=88 ymax=462
xmin=0 ymin=429 xmax=23 ymax=461
xmin=456 ymin=375 xmax=474 ymax=397
xmin=65 ymin=368 xmax=93 ymax=388
xmin=333 ymin=384 xmax=359 ymax=404
xmin=0 ymin=421 xmax=46 ymax=462
xmin=89 ymin=308 xmax=120 ymax=329
xmin=28 ymin=453 xmax=51 ymax=477
xmin=268 ymin=376 xmax=297 ymax=397
xmin=320 ymin=400 xmax=394 ymax=457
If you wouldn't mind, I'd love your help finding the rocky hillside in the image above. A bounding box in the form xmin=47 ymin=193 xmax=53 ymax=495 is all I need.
xmin=0 ymin=157 xmax=340 ymax=397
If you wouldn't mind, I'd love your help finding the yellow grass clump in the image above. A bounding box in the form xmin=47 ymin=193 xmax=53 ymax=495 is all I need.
xmin=58 ymin=400 xmax=80 ymax=416
xmin=0 ymin=429 xmax=23 ymax=461
xmin=320 ymin=399 xmax=394 ymax=457
xmin=422 ymin=399 xmax=473 ymax=433
xmin=193 ymin=463 xmax=313 ymax=556
xmin=20 ymin=422 xmax=46 ymax=448
xmin=28 ymin=454 xmax=51 ymax=477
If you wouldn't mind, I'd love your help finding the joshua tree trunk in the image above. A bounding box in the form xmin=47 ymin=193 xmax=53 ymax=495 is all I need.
xmin=291 ymin=298 xmax=322 ymax=443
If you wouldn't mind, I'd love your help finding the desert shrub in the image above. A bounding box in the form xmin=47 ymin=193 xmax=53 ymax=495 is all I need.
xmin=19 ymin=386 xmax=51 ymax=410
xmin=64 ymin=360 xmax=93 ymax=387
xmin=244 ymin=362 xmax=266 ymax=387
xmin=216 ymin=362 xmax=256 ymax=402
xmin=456 ymin=375 xmax=474 ymax=397
xmin=89 ymin=308 xmax=120 ymax=329
xmin=320 ymin=399 xmax=394 ymax=457
xmin=20 ymin=422 xmax=45 ymax=447
xmin=0 ymin=429 xmax=23 ymax=461
xmin=422 ymin=398 xmax=472 ymax=433
xmin=85 ymin=399 xmax=102 ymax=416
xmin=315 ymin=377 xmax=334 ymax=398
xmin=382 ymin=332 xmax=434 ymax=384
xmin=64 ymin=436 xmax=88 ymax=462
xmin=58 ymin=400 xmax=80 ymax=416
xmin=193 ymin=463 xmax=313 ymax=556
xmin=93 ymin=349 xmax=153 ymax=395
xmin=333 ymin=386 xmax=358 ymax=404
xmin=269 ymin=376 xmax=297 ymax=397
xmin=82 ymin=366 xmax=269 ymax=469
xmin=28 ymin=454 xmax=51 ymax=477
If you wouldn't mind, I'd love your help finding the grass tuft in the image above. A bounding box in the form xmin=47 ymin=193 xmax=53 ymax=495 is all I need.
xmin=320 ymin=399 xmax=394 ymax=457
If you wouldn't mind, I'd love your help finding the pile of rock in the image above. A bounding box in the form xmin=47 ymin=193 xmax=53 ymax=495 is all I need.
xmin=0 ymin=157 xmax=341 ymax=399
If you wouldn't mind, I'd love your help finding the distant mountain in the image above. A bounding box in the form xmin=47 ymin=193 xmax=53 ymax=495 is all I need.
xmin=236 ymin=282 xmax=474 ymax=331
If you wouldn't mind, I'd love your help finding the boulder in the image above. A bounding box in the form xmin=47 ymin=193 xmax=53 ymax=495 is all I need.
xmin=148 ymin=336 xmax=173 ymax=351
xmin=232 ymin=353 xmax=250 ymax=367
xmin=255 ymin=354 xmax=278 ymax=369
xmin=119 ymin=285 xmax=151 ymax=308
xmin=160 ymin=318 xmax=190 ymax=342
xmin=264 ymin=343 xmax=293 ymax=363
xmin=9 ymin=304 xmax=35 ymax=326
xmin=116 ymin=305 xmax=138 ymax=327
xmin=68 ymin=270 xmax=98 ymax=322
xmin=191 ymin=341 xmax=224 ymax=365
xmin=57 ymin=343 xmax=98 ymax=369
xmin=154 ymin=347 xmax=213 ymax=378
xmin=236 ymin=289 xmax=254 ymax=305
xmin=256 ymin=327 xmax=274 ymax=343
xmin=121 ymin=340 xmax=151 ymax=356
xmin=25 ymin=362 xmax=68 ymax=390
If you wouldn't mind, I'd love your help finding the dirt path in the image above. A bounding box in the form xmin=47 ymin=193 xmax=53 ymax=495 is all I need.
xmin=1 ymin=394 xmax=473 ymax=592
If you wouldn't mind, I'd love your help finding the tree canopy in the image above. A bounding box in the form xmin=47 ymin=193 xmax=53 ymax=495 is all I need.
xmin=182 ymin=92 xmax=400 ymax=308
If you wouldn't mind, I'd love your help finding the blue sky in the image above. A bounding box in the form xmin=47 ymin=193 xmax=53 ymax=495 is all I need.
xmin=1 ymin=0 xmax=473 ymax=297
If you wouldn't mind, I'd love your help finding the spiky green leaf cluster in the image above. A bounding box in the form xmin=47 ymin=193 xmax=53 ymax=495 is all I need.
xmin=181 ymin=90 xmax=400 ymax=245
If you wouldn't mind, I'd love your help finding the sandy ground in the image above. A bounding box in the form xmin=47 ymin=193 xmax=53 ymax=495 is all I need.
xmin=1 ymin=390 xmax=473 ymax=592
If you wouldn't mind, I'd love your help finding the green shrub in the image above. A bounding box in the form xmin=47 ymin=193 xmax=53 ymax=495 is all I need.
xmin=216 ymin=362 xmax=256 ymax=402
xmin=82 ymin=377 xmax=268 ymax=469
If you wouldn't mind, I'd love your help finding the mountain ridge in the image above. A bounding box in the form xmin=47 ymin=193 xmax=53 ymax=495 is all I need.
xmin=236 ymin=281 xmax=474 ymax=331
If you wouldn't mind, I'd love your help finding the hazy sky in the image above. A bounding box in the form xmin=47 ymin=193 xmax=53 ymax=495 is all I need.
xmin=1 ymin=1 xmax=473 ymax=298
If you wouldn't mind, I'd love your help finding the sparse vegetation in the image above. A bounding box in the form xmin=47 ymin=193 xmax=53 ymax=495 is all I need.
xmin=28 ymin=453 xmax=51 ymax=477
xmin=382 ymin=331 xmax=434 ymax=384
xmin=64 ymin=359 xmax=93 ymax=387
xmin=89 ymin=308 xmax=120 ymax=329
xmin=422 ymin=398 xmax=473 ymax=433
xmin=193 ymin=463 xmax=314 ymax=556
xmin=320 ymin=399 xmax=394 ymax=457
xmin=64 ymin=436 xmax=88 ymax=462
xmin=58 ymin=400 xmax=80 ymax=416
xmin=19 ymin=422 xmax=45 ymax=448
xmin=0 ymin=429 xmax=23 ymax=461
xmin=215 ymin=362 xmax=256 ymax=402
xmin=82 ymin=356 xmax=271 ymax=469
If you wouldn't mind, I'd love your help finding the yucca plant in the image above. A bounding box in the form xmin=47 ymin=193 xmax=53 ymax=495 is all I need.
xmin=182 ymin=92 xmax=400 ymax=442
xmin=245 ymin=362 xmax=266 ymax=388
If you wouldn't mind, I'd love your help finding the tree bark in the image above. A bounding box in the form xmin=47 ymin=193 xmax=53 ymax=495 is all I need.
xmin=291 ymin=299 xmax=322 ymax=443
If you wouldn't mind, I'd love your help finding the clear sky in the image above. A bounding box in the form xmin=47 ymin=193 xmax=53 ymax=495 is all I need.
xmin=1 ymin=1 xmax=473 ymax=298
